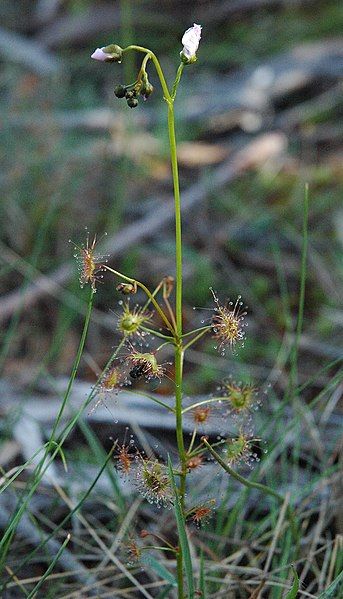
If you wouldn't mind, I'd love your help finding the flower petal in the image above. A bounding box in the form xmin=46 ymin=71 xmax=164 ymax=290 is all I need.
xmin=91 ymin=47 xmax=109 ymax=61
xmin=181 ymin=23 xmax=202 ymax=60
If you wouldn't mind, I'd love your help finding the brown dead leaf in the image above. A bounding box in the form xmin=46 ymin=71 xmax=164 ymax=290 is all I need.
xmin=177 ymin=141 xmax=229 ymax=167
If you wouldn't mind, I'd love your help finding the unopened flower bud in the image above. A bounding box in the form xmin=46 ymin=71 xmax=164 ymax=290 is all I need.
xmin=180 ymin=24 xmax=202 ymax=64
xmin=114 ymin=84 xmax=127 ymax=98
xmin=140 ymin=71 xmax=154 ymax=100
xmin=142 ymin=81 xmax=154 ymax=100
xmin=91 ymin=44 xmax=123 ymax=63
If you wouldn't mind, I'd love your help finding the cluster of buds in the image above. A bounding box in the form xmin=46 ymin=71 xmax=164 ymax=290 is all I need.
xmin=91 ymin=23 xmax=202 ymax=112
xmin=91 ymin=41 xmax=154 ymax=108
xmin=113 ymin=70 xmax=154 ymax=108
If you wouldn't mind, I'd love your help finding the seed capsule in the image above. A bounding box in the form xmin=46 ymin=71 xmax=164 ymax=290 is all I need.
xmin=127 ymin=97 xmax=138 ymax=108
xmin=114 ymin=84 xmax=127 ymax=98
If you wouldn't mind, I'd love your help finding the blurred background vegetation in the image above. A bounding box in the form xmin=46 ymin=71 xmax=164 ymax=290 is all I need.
xmin=0 ymin=1 xmax=342 ymax=597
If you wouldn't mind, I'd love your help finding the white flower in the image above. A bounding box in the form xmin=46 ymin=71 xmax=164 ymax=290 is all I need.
xmin=91 ymin=47 xmax=111 ymax=62
xmin=91 ymin=44 xmax=122 ymax=63
xmin=181 ymin=24 xmax=202 ymax=63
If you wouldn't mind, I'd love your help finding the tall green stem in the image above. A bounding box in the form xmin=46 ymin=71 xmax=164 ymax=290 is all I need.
xmin=167 ymin=95 xmax=186 ymax=599
xmin=167 ymin=102 xmax=186 ymax=511
xmin=121 ymin=43 xmax=186 ymax=473
xmin=288 ymin=183 xmax=309 ymax=399
xmin=167 ymin=105 xmax=183 ymax=338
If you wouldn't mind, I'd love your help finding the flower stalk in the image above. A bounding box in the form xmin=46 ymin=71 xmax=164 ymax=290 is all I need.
xmin=166 ymin=63 xmax=188 ymax=599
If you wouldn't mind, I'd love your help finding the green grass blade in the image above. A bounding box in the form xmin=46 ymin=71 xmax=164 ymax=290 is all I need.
xmin=317 ymin=571 xmax=343 ymax=598
xmin=167 ymin=456 xmax=195 ymax=598
xmin=0 ymin=445 xmax=49 ymax=495
xmin=78 ymin=417 xmax=125 ymax=511
xmin=141 ymin=553 xmax=177 ymax=587
xmin=49 ymin=441 xmax=68 ymax=472
xmin=287 ymin=183 xmax=309 ymax=399
xmin=26 ymin=534 xmax=71 ymax=598
xmin=285 ymin=565 xmax=299 ymax=598
xmin=156 ymin=585 xmax=174 ymax=599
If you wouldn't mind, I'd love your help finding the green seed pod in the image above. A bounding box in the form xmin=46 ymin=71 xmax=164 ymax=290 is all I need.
xmin=127 ymin=97 xmax=138 ymax=108
xmin=114 ymin=85 xmax=126 ymax=98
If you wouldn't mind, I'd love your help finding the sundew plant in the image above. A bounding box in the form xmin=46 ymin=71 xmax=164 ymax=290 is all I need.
xmin=81 ymin=26 xmax=299 ymax=598
xmin=0 ymin=24 xmax=310 ymax=599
